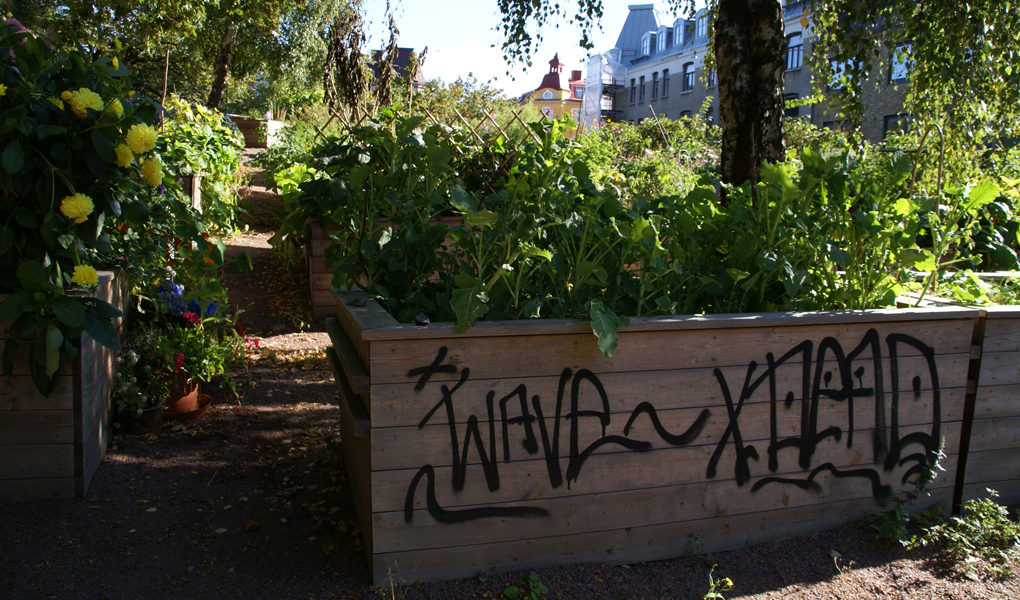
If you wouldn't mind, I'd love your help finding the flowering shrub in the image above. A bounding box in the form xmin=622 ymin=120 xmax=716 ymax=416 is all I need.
xmin=0 ymin=22 xmax=166 ymax=394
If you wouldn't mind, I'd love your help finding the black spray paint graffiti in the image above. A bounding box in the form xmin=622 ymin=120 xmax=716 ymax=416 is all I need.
xmin=403 ymin=329 xmax=943 ymax=524
xmin=707 ymin=329 xmax=942 ymax=502
xmin=403 ymin=346 xmax=710 ymax=523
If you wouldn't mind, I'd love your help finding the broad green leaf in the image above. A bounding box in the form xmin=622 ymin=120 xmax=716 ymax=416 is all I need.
xmin=449 ymin=185 xmax=476 ymax=213
xmin=588 ymin=299 xmax=628 ymax=358
xmin=966 ymin=180 xmax=999 ymax=211
xmin=2 ymin=139 xmax=24 ymax=174
xmin=463 ymin=209 xmax=497 ymax=228
xmin=0 ymin=224 xmax=12 ymax=255
xmin=0 ymin=292 xmax=30 ymax=322
xmin=451 ymin=286 xmax=488 ymax=334
xmin=45 ymin=323 xmax=62 ymax=377
xmin=16 ymin=260 xmax=54 ymax=292
xmin=82 ymin=312 xmax=120 ymax=350
xmin=50 ymin=296 xmax=86 ymax=327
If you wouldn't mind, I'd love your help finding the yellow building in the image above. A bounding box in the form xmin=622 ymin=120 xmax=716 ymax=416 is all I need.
xmin=519 ymin=54 xmax=584 ymax=123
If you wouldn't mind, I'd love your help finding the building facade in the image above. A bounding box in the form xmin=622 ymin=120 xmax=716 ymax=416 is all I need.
xmin=582 ymin=2 xmax=909 ymax=141
xmin=520 ymin=54 xmax=585 ymax=122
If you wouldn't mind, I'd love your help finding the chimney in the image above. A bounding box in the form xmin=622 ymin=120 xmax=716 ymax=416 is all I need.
xmin=570 ymin=70 xmax=582 ymax=81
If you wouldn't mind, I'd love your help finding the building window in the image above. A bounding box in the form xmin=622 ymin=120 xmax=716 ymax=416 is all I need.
xmin=641 ymin=33 xmax=652 ymax=57
xmin=680 ymin=110 xmax=693 ymax=119
xmin=683 ymin=62 xmax=695 ymax=92
xmin=883 ymin=114 xmax=910 ymax=137
xmin=652 ymin=72 xmax=659 ymax=99
xmin=674 ymin=22 xmax=684 ymax=46
xmin=696 ymin=15 xmax=708 ymax=38
xmin=639 ymin=75 xmax=645 ymax=102
xmin=662 ymin=69 xmax=670 ymax=96
xmin=657 ymin=27 xmax=670 ymax=52
xmin=890 ymin=43 xmax=912 ymax=81
xmin=706 ymin=68 xmax=716 ymax=88
xmin=574 ymin=88 xmax=583 ymax=99
xmin=630 ymin=78 xmax=636 ymax=103
xmin=784 ymin=93 xmax=800 ymax=118
xmin=786 ymin=32 xmax=803 ymax=70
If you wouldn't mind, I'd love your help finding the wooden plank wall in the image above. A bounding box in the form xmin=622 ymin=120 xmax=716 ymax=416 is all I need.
xmin=964 ymin=307 xmax=1020 ymax=505
xmin=0 ymin=271 xmax=124 ymax=500
xmin=307 ymin=222 xmax=334 ymax=320
xmin=330 ymin=294 xmax=978 ymax=585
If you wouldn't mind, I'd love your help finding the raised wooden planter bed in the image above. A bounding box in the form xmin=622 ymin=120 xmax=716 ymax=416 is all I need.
xmin=228 ymin=115 xmax=285 ymax=148
xmin=960 ymin=306 xmax=1020 ymax=506
xmin=0 ymin=271 xmax=127 ymax=500
xmin=327 ymin=288 xmax=986 ymax=584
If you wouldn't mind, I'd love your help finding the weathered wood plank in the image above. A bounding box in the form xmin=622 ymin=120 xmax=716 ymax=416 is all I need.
xmin=367 ymin=356 xmax=969 ymax=428
xmin=0 ymin=376 xmax=75 ymax=410
xmin=370 ymin=488 xmax=952 ymax=585
xmin=337 ymin=379 xmax=374 ymax=558
xmin=966 ymin=416 xmax=1020 ymax=451
xmin=980 ymin=317 xmax=1020 ymax=352
xmin=961 ymin=481 xmax=1020 ymax=508
xmin=978 ymin=352 xmax=1020 ymax=386
xmin=370 ymin=398 xmax=960 ymax=471
xmin=348 ymin=305 xmax=979 ymax=341
xmin=367 ymin=321 xmax=974 ymax=385
xmin=0 ymin=411 xmax=75 ymax=444
xmin=326 ymin=317 xmax=371 ymax=395
xmin=0 ymin=477 xmax=77 ymax=501
xmin=373 ymin=434 xmax=961 ymax=514
xmin=372 ymin=469 xmax=957 ymax=554
xmin=962 ymin=447 xmax=1020 ymax=486
xmin=0 ymin=445 xmax=74 ymax=479
xmin=971 ymin=384 xmax=1020 ymax=420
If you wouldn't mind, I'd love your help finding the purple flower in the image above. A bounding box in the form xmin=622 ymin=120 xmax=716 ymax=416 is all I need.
xmin=204 ymin=302 xmax=218 ymax=317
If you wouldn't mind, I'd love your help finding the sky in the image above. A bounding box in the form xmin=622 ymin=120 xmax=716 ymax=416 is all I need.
xmin=358 ymin=0 xmax=637 ymax=97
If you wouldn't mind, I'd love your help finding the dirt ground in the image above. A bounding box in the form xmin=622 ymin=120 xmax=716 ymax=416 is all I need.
xmin=1 ymin=178 xmax=1018 ymax=599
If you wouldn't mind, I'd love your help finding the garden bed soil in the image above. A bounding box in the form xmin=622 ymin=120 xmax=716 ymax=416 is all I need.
xmin=1 ymin=193 xmax=1017 ymax=598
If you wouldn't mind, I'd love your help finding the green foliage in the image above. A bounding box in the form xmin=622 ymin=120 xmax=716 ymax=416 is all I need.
xmin=158 ymin=95 xmax=245 ymax=230
xmin=577 ymin=113 xmax=720 ymax=200
xmin=860 ymin=443 xmax=946 ymax=546
xmin=703 ymin=563 xmax=734 ymax=600
xmin=0 ymin=21 xmax=165 ymax=394
xmin=503 ymin=571 xmax=548 ymax=599
xmin=915 ymin=490 xmax=1020 ymax=581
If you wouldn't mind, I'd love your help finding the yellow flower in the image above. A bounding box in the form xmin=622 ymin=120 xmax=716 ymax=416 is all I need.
xmin=140 ymin=156 xmax=163 ymax=186
xmin=113 ymin=38 xmax=122 ymax=52
xmin=125 ymin=123 xmax=157 ymax=154
xmin=107 ymin=97 xmax=123 ymax=118
xmin=68 ymin=87 xmax=103 ymax=118
xmin=0 ymin=83 xmax=7 ymax=97
xmin=111 ymin=56 xmax=119 ymax=70
xmin=49 ymin=97 xmax=63 ymax=108
xmin=60 ymin=90 xmax=72 ymax=100
xmin=71 ymin=265 xmax=99 ymax=287
xmin=59 ymin=192 xmax=94 ymax=224
xmin=114 ymin=143 xmax=134 ymax=167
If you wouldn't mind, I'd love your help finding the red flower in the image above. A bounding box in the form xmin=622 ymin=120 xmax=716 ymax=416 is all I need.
xmin=182 ymin=311 xmax=200 ymax=324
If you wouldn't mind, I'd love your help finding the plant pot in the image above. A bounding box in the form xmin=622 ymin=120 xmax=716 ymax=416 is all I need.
xmin=116 ymin=406 xmax=164 ymax=435
xmin=164 ymin=374 xmax=200 ymax=417
xmin=165 ymin=393 xmax=213 ymax=424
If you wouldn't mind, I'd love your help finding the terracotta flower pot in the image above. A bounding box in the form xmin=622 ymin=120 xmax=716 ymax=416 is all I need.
xmin=164 ymin=373 xmax=200 ymax=417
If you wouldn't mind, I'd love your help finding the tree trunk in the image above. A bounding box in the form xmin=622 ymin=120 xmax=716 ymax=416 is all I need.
xmin=715 ymin=0 xmax=787 ymax=196
xmin=323 ymin=17 xmax=342 ymax=113
xmin=207 ymin=23 xmax=238 ymax=109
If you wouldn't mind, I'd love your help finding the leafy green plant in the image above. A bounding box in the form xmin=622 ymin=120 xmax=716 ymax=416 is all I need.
xmin=860 ymin=443 xmax=946 ymax=547
xmin=914 ymin=489 xmax=1020 ymax=581
xmin=503 ymin=571 xmax=548 ymax=599
xmin=0 ymin=21 xmax=165 ymax=394
xmin=703 ymin=563 xmax=734 ymax=600
xmin=159 ymin=95 xmax=245 ymax=231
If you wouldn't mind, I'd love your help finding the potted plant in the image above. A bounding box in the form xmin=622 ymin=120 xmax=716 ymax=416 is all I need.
xmin=120 ymin=279 xmax=249 ymax=423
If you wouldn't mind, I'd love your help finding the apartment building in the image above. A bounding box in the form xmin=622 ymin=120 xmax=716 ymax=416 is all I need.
xmin=582 ymin=2 xmax=909 ymax=141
